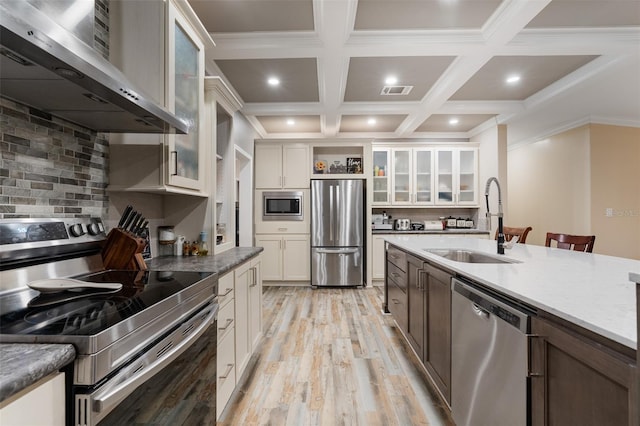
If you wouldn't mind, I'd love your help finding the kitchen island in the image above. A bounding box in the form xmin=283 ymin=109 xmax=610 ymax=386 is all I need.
xmin=384 ymin=235 xmax=639 ymax=425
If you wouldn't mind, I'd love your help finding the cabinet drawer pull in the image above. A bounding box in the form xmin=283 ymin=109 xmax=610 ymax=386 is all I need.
xmin=391 ymin=272 xmax=401 ymax=278
xmin=218 ymin=318 xmax=233 ymax=331
xmin=220 ymin=287 xmax=233 ymax=297
xmin=219 ymin=363 xmax=235 ymax=379
xmin=527 ymin=334 xmax=545 ymax=378
xmin=391 ymin=298 xmax=401 ymax=304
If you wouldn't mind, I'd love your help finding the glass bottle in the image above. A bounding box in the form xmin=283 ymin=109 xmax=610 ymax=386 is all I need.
xmin=198 ymin=231 xmax=209 ymax=256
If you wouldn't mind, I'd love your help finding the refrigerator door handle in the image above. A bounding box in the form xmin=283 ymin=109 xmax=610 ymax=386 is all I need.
xmin=335 ymin=184 xmax=340 ymax=244
xmin=329 ymin=184 xmax=334 ymax=243
xmin=315 ymin=248 xmax=359 ymax=254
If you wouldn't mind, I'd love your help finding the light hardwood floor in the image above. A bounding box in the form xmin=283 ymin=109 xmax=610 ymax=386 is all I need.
xmin=219 ymin=286 xmax=454 ymax=425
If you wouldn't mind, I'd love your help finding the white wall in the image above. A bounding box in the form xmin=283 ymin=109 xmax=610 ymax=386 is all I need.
xmin=507 ymin=125 xmax=592 ymax=247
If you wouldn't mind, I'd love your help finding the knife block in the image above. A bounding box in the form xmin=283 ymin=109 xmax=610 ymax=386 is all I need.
xmin=102 ymin=228 xmax=148 ymax=271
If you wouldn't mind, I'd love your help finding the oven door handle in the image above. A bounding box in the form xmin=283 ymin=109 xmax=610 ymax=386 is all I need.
xmin=92 ymin=304 xmax=218 ymax=415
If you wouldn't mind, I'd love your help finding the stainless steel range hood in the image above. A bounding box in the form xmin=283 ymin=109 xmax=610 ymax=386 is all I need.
xmin=0 ymin=1 xmax=188 ymax=134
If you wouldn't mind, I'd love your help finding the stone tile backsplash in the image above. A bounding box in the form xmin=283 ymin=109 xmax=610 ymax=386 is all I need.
xmin=0 ymin=99 xmax=110 ymax=219
xmin=0 ymin=0 xmax=111 ymax=219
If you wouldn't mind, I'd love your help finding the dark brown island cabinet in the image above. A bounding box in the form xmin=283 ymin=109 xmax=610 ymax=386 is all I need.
xmin=530 ymin=315 xmax=637 ymax=426
xmin=385 ymin=243 xmax=638 ymax=426
xmin=406 ymin=253 xmax=452 ymax=404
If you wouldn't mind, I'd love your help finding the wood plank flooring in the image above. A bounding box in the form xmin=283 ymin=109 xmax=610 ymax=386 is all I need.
xmin=218 ymin=286 xmax=454 ymax=426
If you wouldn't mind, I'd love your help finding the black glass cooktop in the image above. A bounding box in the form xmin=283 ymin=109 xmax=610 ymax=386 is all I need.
xmin=0 ymin=270 xmax=214 ymax=338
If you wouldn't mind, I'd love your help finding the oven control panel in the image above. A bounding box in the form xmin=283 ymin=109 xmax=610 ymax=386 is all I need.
xmin=0 ymin=218 xmax=107 ymax=262
xmin=0 ymin=218 xmax=105 ymax=245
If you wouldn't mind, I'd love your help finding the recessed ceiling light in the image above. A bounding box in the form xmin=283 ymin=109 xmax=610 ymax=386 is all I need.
xmin=267 ymin=77 xmax=280 ymax=86
xmin=506 ymin=75 xmax=521 ymax=84
xmin=384 ymin=75 xmax=398 ymax=85
xmin=286 ymin=119 xmax=295 ymax=126
xmin=449 ymin=118 xmax=459 ymax=125
xmin=367 ymin=118 xmax=377 ymax=125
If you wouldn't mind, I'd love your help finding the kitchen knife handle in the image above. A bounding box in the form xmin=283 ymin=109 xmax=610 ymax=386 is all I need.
xmin=122 ymin=210 xmax=137 ymax=231
xmin=137 ymin=220 xmax=149 ymax=236
xmin=171 ymin=150 xmax=178 ymax=176
xmin=128 ymin=213 xmax=142 ymax=233
xmin=118 ymin=205 xmax=133 ymax=228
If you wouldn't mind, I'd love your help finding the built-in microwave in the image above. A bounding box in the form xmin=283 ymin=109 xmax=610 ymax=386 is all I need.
xmin=263 ymin=191 xmax=304 ymax=221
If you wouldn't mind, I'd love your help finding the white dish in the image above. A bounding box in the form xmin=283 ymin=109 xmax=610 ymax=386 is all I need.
xmin=27 ymin=278 xmax=122 ymax=293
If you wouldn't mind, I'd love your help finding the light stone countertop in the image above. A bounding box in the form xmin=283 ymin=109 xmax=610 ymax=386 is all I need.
xmin=0 ymin=344 xmax=75 ymax=403
xmin=385 ymin=235 xmax=639 ymax=350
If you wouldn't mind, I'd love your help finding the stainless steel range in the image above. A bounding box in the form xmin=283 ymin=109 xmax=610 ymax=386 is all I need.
xmin=0 ymin=218 xmax=218 ymax=426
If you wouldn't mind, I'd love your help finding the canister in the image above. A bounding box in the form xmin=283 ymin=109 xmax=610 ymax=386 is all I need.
xmin=158 ymin=226 xmax=175 ymax=244
xmin=174 ymin=235 xmax=185 ymax=256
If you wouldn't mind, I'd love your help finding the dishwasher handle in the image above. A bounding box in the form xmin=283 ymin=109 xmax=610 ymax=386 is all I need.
xmin=472 ymin=303 xmax=490 ymax=320
xmin=452 ymin=278 xmax=530 ymax=333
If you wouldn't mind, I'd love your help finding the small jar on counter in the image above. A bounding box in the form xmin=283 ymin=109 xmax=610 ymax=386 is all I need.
xmin=456 ymin=217 xmax=466 ymax=228
xmin=446 ymin=216 xmax=457 ymax=229
xmin=198 ymin=231 xmax=209 ymax=256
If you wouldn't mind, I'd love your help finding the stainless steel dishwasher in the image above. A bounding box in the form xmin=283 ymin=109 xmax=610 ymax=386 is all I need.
xmin=451 ymin=278 xmax=532 ymax=426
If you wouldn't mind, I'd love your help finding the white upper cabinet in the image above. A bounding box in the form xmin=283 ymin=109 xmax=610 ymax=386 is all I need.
xmin=107 ymin=0 xmax=212 ymax=195
xmin=255 ymin=144 xmax=309 ymax=189
xmin=374 ymin=145 xmax=477 ymax=207
xmin=166 ymin=3 xmax=205 ymax=190
xmin=414 ymin=149 xmax=434 ymax=204
xmin=372 ymin=148 xmax=391 ymax=205
xmin=435 ymin=148 xmax=478 ymax=206
xmin=389 ymin=148 xmax=435 ymax=206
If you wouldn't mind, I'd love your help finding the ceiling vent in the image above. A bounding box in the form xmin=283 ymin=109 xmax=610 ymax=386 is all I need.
xmin=380 ymin=85 xmax=413 ymax=95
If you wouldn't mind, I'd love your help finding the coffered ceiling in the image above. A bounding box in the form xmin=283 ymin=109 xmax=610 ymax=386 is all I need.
xmin=188 ymin=0 xmax=640 ymax=143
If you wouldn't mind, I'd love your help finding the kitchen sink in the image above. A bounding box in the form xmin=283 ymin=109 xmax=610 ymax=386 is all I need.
xmin=424 ymin=249 xmax=521 ymax=264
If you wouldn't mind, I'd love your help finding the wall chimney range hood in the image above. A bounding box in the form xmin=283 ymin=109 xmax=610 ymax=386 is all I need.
xmin=0 ymin=1 xmax=188 ymax=134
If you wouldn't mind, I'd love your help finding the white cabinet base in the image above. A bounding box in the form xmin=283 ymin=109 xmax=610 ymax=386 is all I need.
xmin=0 ymin=372 xmax=65 ymax=426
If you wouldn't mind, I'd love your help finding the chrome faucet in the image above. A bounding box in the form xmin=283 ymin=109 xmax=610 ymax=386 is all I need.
xmin=485 ymin=177 xmax=505 ymax=255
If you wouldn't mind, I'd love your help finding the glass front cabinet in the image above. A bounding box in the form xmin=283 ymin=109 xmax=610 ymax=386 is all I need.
xmin=435 ymin=148 xmax=478 ymax=206
xmin=389 ymin=148 xmax=434 ymax=206
xmin=372 ymin=148 xmax=390 ymax=205
xmin=167 ymin=3 xmax=205 ymax=190
xmin=372 ymin=145 xmax=477 ymax=207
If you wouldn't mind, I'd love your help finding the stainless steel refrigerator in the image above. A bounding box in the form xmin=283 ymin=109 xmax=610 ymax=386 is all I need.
xmin=311 ymin=179 xmax=365 ymax=287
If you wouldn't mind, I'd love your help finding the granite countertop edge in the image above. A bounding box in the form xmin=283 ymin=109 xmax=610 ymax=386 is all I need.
xmin=0 ymin=344 xmax=75 ymax=403
xmin=145 ymin=246 xmax=264 ymax=274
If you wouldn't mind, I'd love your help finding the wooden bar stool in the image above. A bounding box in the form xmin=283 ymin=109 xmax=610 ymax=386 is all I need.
xmin=545 ymin=232 xmax=596 ymax=253
xmin=494 ymin=226 xmax=532 ymax=244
